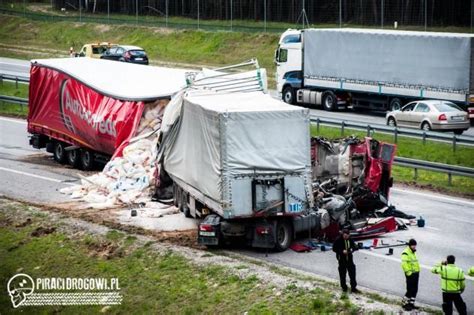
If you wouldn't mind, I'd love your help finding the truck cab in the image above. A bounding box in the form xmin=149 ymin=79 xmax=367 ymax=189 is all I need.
xmin=275 ymin=29 xmax=302 ymax=104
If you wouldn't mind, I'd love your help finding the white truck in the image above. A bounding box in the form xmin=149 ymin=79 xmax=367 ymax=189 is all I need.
xmin=275 ymin=28 xmax=474 ymax=120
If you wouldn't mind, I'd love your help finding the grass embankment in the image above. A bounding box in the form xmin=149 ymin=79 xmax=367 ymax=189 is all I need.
xmin=311 ymin=125 xmax=474 ymax=196
xmin=0 ymin=81 xmax=28 ymax=117
xmin=0 ymin=200 xmax=360 ymax=314
xmin=0 ymin=15 xmax=278 ymax=77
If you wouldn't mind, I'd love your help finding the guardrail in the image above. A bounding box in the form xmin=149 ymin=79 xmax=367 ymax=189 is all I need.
xmin=0 ymin=95 xmax=28 ymax=105
xmin=310 ymin=116 xmax=474 ymax=151
xmin=394 ymin=156 xmax=474 ymax=185
xmin=0 ymin=74 xmax=30 ymax=88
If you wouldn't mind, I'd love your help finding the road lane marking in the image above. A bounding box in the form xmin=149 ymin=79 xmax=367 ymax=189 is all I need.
xmin=0 ymin=117 xmax=27 ymax=125
xmin=0 ymin=167 xmax=75 ymax=186
xmin=424 ymin=226 xmax=441 ymax=231
xmin=392 ymin=188 xmax=474 ymax=207
xmin=360 ymin=250 xmax=474 ymax=281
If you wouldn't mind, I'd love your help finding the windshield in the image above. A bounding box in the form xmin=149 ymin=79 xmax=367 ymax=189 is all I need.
xmin=433 ymin=102 xmax=463 ymax=112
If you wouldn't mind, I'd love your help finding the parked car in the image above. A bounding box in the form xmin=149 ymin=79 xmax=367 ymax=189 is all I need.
xmin=386 ymin=100 xmax=470 ymax=135
xmin=100 ymin=45 xmax=149 ymax=65
xmin=76 ymin=42 xmax=116 ymax=58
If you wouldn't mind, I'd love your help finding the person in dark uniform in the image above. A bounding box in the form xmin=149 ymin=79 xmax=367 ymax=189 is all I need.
xmin=333 ymin=228 xmax=359 ymax=293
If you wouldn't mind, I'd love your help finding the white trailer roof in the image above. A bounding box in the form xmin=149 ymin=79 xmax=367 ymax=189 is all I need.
xmin=312 ymin=28 xmax=474 ymax=38
xmin=31 ymin=58 xmax=189 ymax=101
xmin=185 ymin=91 xmax=303 ymax=113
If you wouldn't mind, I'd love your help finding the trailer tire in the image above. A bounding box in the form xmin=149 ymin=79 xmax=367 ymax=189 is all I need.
xmin=389 ymin=98 xmax=403 ymax=111
xmin=80 ymin=150 xmax=95 ymax=171
xmin=173 ymin=184 xmax=179 ymax=207
xmin=67 ymin=149 xmax=81 ymax=168
xmin=322 ymin=91 xmax=337 ymax=111
xmin=53 ymin=142 xmax=67 ymax=164
xmin=282 ymin=86 xmax=296 ymax=105
xmin=275 ymin=221 xmax=292 ymax=252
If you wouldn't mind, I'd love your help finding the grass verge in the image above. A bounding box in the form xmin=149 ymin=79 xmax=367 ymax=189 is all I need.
xmin=0 ymin=15 xmax=279 ymax=84
xmin=311 ymin=125 xmax=474 ymax=197
xmin=0 ymin=81 xmax=28 ymax=117
xmin=0 ymin=200 xmax=361 ymax=314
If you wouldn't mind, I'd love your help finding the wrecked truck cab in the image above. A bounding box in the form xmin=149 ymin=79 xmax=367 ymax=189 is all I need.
xmin=311 ymin=136 xmax=398 ymax=240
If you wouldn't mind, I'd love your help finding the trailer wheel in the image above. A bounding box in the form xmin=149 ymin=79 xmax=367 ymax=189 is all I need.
xmin=67 ymin=149 xmax=81 ymax=168
xmin=275 ymin=221 xmax=292 ymax=252
xmin=53 ymin=142 xmax=67 ymax=164
xmin=322 ymin=91 xmax=337 ymax=111
xmin=173 ymin=184 xmax=179 ymax=207
xmin=389 ymin=98 xmax=403 ymax=111
xmin=80 ymin=150 xmax=95 ymax=171
xmin=282 ymin=86 xmax=296 ymax=105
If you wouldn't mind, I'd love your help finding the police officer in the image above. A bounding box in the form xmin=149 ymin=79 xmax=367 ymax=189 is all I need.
xmin=432 ymin=255 xmax=467 ymax=315
xmin=401 ymin=238 xmax=420 ymax=311
xmin=332 ymin=228 xmax=359 ymax=293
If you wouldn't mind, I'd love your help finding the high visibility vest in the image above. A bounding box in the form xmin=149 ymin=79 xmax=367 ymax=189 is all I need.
xmin=401 ymin=247 xmax=420 ymax=276
xmin=431 ymin=264 xmax=465 ymax=293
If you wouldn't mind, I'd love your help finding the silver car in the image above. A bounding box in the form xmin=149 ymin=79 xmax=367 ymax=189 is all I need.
xmin=386 ymin=100 xmax=470 ymax=135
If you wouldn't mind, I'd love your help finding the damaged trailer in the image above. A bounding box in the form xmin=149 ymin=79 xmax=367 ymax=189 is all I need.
xmin=27 ymin=58 xmax=188 ymax=169
xmin=161 ymin=90 xmax=324 ymax=251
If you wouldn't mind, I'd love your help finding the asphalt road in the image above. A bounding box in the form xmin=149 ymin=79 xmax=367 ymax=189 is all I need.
xmin=1 ymin=116 xmax=473 ymax=311
xmin=2 ymin=56 xmax=473 ymax=137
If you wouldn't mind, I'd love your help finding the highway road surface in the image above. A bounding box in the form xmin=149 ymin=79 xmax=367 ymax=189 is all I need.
xmin=1 ymin=56 xmax=473 ymax=138
xmin=1 ymin=115 xmax=473 ymax=311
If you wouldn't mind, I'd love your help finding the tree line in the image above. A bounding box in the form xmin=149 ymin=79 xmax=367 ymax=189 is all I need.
xmin=52 ymin=0 xmax=470 ymax=27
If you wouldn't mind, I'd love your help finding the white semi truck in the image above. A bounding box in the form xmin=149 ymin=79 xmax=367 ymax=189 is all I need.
xmin=275 ymin=28 xmax=474 ymax=120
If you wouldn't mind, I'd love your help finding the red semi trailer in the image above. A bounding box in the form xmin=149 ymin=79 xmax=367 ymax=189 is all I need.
xmin=28 ymin=58 xmax=187 ymax=169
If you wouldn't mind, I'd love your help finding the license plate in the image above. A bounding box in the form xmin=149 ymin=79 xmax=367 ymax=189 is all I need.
xmin=199 ymin=231 xmax=215 ymax=237
xmin=135 ymin=58 xmax=143 ymax=61
xmin=452 ymin=116 xmax=464 ymax=121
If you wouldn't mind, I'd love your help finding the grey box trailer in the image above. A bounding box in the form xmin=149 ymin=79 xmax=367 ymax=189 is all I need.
xmin=162 ymin=91 xmax=320 ymax=250
xmin=276 ymin=28 xmax=474 ymax=114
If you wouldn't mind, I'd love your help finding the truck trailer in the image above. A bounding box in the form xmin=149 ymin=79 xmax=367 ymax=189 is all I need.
xmin=160 ymin=87 xmax=397 ymax=251
xmin=275 ymin=28 xmax=474 ymax=119
xmin=28 ymin=58 xmax=187 ymax=169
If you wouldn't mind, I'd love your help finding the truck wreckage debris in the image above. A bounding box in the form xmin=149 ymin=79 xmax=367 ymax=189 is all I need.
xmin=48 ymin=59 xmax=418 ymax=252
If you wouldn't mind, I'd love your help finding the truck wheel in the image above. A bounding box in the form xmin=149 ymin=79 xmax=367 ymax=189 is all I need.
xmin=389 ymin=98 xmax=402 ymax=111
xmin=80 ymin=150 xmax=95 ymax=171
xmin=53 ymin=142 xmax=67 ymax=164
xmin=282 ymin=86 xmax=296 ymax=105
xmin=67 ymin=149 xmax=81 ymax=168
xmin=173 ymin=184 xmax=179 ymax=207
xmin=322 ymin=91 xmax=337 ymax=111
xmin=275 ymin=221 xmax=292 ymax=252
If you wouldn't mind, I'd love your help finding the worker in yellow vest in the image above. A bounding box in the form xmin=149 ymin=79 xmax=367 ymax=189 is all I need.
xmin=431 ymin=255 xmax=467 ymax=315
xmin=401 ymin=239 xmax=420 ymax=311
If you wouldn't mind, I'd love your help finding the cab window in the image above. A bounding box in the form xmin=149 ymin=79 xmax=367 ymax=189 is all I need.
xmin=278 ymin=49 xmax=288 ymax=62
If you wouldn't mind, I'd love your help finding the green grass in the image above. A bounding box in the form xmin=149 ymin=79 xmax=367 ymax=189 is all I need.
xmin=0 ymin=202 xmax=360 ymax=314
xmin=0 ymin=81 xmax=28 ymax=117
xmin=311 ymin=125 xmax=474 ymax=196
xmin=0 ymin=15 xmax=279 ymax=77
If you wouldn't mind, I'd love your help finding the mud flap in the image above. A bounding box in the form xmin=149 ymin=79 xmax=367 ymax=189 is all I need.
xmin=251 ymin=222 xmax=276 ymax=249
